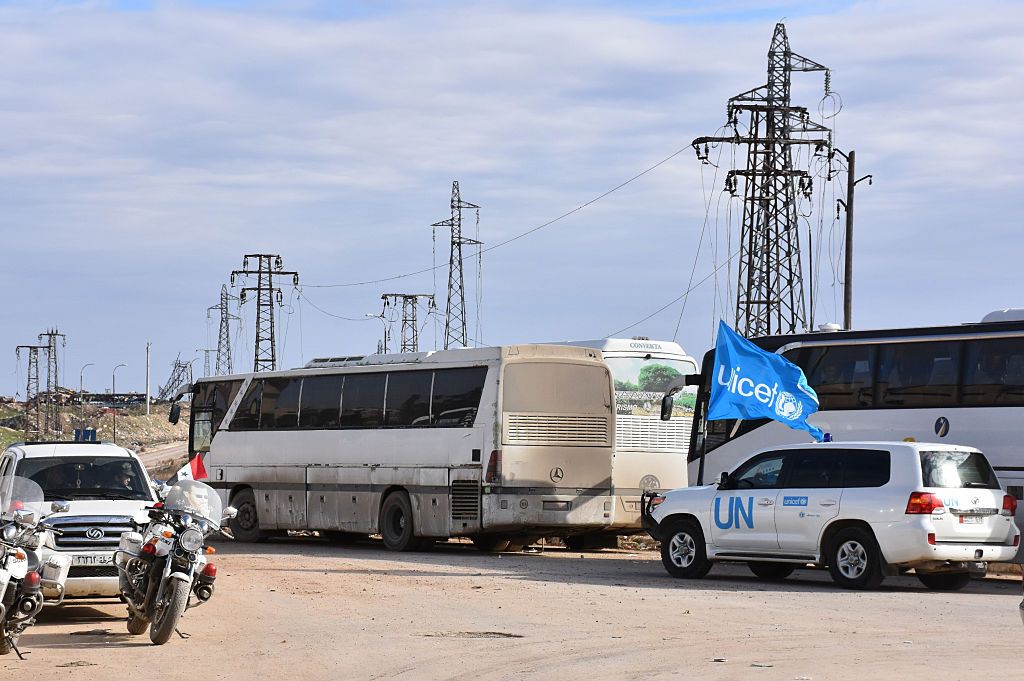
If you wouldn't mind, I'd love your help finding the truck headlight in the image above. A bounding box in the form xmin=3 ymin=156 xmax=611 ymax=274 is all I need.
xmin=178 ymin=528 xmax=204 ymax=553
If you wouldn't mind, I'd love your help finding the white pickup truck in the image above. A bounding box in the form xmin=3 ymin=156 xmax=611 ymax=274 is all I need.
xmin=0 ymin=441 xmax=158 ymax=602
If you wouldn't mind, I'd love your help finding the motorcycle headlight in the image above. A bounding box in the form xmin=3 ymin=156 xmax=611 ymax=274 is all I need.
xmin=1 ymin=524 xmax=16 ymax=541
xmin=178 ymin=527 xmax=204 ymax=553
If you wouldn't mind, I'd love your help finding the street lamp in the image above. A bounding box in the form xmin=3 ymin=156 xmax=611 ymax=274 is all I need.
xmin=366 ymin=314 xmax=389 ymax=354
xmin=112 ymin=363 xmax=126 ymax=444
xmin=79 ymin=363 xmax=94 ymax=430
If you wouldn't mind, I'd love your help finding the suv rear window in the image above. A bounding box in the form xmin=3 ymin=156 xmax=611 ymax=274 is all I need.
xmin=920 ymin=450 xmax=1000 ymax=489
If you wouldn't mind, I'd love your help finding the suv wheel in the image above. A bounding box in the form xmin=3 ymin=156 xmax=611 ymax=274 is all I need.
xmin=660 ymin=519 xmax=712 ymax=579
xmin=916 ymin=571 xmax=971 ymax=591
xmin=827 ymin=527 xmax=884 ymax=590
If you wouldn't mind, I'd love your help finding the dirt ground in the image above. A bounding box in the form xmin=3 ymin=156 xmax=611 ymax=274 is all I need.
xmin=4 ymin=537 xmax=1020 ymax=681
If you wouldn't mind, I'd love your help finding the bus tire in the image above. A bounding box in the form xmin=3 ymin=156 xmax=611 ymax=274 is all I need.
xmin=916 ymin=571 xmax=971 ymax=591
xmin=471 ymin=536 xmax=512 ymax=553
xmin=379 ymin=492 xmax=418 ymax=552
xmin=229 ymin=488 xmax=268 ymax=543
xmin=747 ymin=562 xmax=795 ymax=581
xmin=826 ymin=527 xmax=885 ymax=590
xmin=660 ymin=519 xmax=712 ymax=579
xmin=323 ymin=531 xmax=363 ymax=545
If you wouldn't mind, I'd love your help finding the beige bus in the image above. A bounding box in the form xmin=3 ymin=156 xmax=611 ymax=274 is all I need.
xmin=176 ymin=344 xmax=619 ymax=552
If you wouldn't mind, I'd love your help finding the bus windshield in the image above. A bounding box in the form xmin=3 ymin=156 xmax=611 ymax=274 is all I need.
xmin=605 ymin=356 xmax=697 ymax=417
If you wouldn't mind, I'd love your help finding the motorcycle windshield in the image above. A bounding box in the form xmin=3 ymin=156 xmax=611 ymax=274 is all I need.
xmin=0 ymin=475 xmax=46 ymax=520
xmin=162 ymin=480 xmax=223 ymax=528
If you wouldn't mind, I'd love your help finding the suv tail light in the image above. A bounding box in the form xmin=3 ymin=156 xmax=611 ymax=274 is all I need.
xmin=906 ymin=492 xmax=944 ymax=514
xmin=484 ymin=450 xmax=502 ymax=484
xmin=1002 ymin=494 xmax=1017 ymax=517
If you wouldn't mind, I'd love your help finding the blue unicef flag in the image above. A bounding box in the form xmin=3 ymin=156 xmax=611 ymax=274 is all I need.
xmin=707 ymin=321 xmax=824 ymax=442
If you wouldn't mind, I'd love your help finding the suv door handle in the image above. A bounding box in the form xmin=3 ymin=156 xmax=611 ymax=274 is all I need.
xmin=820 ymin=500 xmax=837 ymax=507
xmin=757 ymin=498 xmax=775 ymax=506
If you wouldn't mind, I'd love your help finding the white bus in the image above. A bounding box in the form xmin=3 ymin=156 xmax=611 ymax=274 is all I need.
xmin=557 ymin=338 xmax=698 ymax=548
xmin=178 ymin=344 xmax=626 ymax=552
xmin=682 ymin=315 xmax=1024 ymax=535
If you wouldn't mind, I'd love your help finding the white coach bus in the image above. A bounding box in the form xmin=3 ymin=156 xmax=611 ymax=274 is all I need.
xmin=683 ymin=314 xmax=1024 ymax=530
xmin=557 ymin=338 xmax=698 ymax=548
xmin=176 ymin=344 xmax=625 ymax=552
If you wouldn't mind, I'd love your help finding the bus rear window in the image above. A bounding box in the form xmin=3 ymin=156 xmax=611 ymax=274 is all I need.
xmin=502 ymin=363 xmax=610 ymax=414
xmin=920 ymin=450 xmax=1000 ymax=489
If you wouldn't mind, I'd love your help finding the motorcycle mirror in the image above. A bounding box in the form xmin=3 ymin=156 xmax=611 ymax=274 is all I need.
xmin=14 ymin=509 xmax=36 ymax=527
xmin=50 ymin=501 xmax=70 ymax=514
xmin=168 ymin=403 xmax=181 ymax=425
xmin=222 ymin=506 xmax=238 ymax=521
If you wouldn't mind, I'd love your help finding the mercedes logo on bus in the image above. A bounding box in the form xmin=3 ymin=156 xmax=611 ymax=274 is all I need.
xmin=85 ymin=527 xmax=105 ymax=540
xmin=935 ymin=416 xmax=950 ymax=438
xmin=549 ymin=467 xmax=564 ymax=483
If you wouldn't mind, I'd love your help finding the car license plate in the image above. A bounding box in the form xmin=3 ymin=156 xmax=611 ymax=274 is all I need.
xmin=72 ymin=554 xmax=114 ymax=566
xmin=960 ymin=515 xmax=983 ymax=524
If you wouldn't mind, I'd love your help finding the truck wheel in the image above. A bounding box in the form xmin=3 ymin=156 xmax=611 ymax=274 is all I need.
xmin=149 ymin=579 xmax=189 ymax=645
xmin=916 ymin=572 xmax=971 ymax=591
xmin=660 ymin=519 xmax=712 ymax=579
xmin=748 ymin=562 xmax=795 ymax=581
xmin=229 ymin=488 xmax=268 ymax=543
xmin=126 ymin=612 xmax=149 ymax=635
xmin=379 ymin=492 xmax=418 ymax=552
xmin=827 ymin=527 xmax=885 ymax=590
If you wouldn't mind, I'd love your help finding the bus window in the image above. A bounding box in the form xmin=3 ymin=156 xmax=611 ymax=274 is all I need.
xmin=431 ymin=367 xmax=487 ymax=427
xmin=299 ymin=375 xmax=344 ymax=428
xmin=340 ymin=373 xmax=385 ymax=428
xmin=790 ymin=345 xmax=875 ymax=410
xmin=961 ymin=338 xmax=1024 ymax=406
xmin=259 ymin=377 xmax=301 ymax=429
xmin=503 ymin=363 xmax=610 ymax=414
xmin=384 ymin=371 xmax=432 ymax=427
xmin=877 ymin=341 xmax=960 ymax=408
xmin=230 ymin=380 xmax=263 ymax=430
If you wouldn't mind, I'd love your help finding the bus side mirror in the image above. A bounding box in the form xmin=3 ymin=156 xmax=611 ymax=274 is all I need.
xmin=168 ymin=404 xmax=181 ymax=425
xmin=660 ymin=395 xmax=674 ymax=421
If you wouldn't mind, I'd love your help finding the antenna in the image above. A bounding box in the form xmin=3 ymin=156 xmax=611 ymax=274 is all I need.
xmin=381 ymin=294 xmax=436 ymax=353
xmin=431 ymin=181 xmax=481 ymax=349
xmin=231 ymin=254 xmax=299 ymax=372
xmin=693 ymin=23 xmax=832 ymax=337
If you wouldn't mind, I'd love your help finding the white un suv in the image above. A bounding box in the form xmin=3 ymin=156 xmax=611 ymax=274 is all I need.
xmin=0 ymin=441 xmax=158 ymax=602
xmin=641 ymin=442 xmax=1020 ymax=590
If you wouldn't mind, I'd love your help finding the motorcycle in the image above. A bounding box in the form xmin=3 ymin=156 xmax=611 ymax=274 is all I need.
xmin=115 ymin=479 xmax=236 ymax=645
xmin=0 ymin=476 xmax=71 ymax=658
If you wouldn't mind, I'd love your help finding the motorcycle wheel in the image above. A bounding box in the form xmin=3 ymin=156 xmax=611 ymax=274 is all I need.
xmin=126 ymin=611 xmax=149 ymax=635
xmin=0 ymin=629 xmax=12 ymax=656
xmin=149 ymin=580 xmax=189 ymax=645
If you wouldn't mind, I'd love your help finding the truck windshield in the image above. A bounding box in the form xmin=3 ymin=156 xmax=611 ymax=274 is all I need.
xmin=14 ymin=456 xmax=153 ymax=502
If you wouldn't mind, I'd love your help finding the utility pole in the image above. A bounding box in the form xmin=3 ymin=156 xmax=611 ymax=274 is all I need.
xmin=79 ymin=362 xmax=94 ymax=429
xmin=381 ymin=294 xmax=435 ymax=353
xmin=693 ymin=23 xmax=833 ymax=337
xmin=208 ymin=284 xmax=240 ymax=375
xmin=145 ymin=342 xmax=152 ymax=416
xmin=196 ymin=349 xmax=216 ymax=377
xmin=112 ymin=363 xmax=126 ymax=444
xmin=432 ymin=181 xmax=481 ymax=349
xmin=834 ymin=149 xmax=872 ymax=330
xmin=15 ymin=344 xmax=45 ymax=441
xmin=38 ymin=329 xmax=67 ymax=436
xmin=231 ymin=255 xmax=299 ymax=372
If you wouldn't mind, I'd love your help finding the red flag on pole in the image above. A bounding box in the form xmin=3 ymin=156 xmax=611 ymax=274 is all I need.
xmin=189 ymin=454 xmax=208 ymax=480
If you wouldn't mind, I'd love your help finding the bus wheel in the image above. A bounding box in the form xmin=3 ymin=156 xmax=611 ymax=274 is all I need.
xmin=230 ymin=488 xmax=268 ymax=542
xmin=323 ymin=531 xmax=363 ymax=545
xmin=380 ymin=492 xmax=418 ymax=552
xmin=660 ymin=519 xmax=712 ymax=579
xmin=471 ymin=536 xmax=511 ymax=552
xmin=565 ymin=533 xmax=616 ymax=551
xmin=916 ymin=571 xmax=971 ymax=591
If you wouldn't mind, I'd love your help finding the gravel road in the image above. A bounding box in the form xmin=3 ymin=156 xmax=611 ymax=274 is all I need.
xmin=4 ymin=538 xmax=1019 ymax=680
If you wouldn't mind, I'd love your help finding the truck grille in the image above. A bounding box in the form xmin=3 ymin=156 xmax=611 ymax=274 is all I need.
xmin=451 ymin=480 xmax=480 ymax=521
xmin=50 ymin=516 xmax=134 ymax=552
xmin=504 ymin=414 xmax=610 ymax=447
xmin=615 ymin=415 xmax=691 ymax=452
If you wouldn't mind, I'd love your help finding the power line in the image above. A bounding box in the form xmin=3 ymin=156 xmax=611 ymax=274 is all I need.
xmin=302 ymin=145 xmax=691 ymax=290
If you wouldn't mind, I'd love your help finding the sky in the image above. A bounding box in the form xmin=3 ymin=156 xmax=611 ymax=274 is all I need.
xmin=1 ymin=0 xmax=1021 ymax=396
